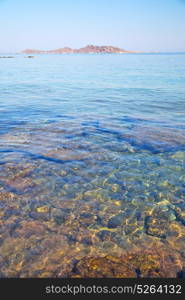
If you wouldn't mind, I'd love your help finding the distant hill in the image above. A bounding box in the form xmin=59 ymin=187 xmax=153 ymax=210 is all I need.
xmin=21 ymin=45 xmax=136 ymax=54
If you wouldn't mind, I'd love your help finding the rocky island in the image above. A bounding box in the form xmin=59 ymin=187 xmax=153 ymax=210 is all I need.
xmin=21 ymin=45 xmax=136 ymax=54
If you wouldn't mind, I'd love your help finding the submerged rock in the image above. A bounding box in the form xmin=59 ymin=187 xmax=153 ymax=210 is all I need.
xmin=69 ymin=250 xmax=182 ymax=278
xmin=29 ymin=211 xmax=50 ymax=222
xmin=108 ymin=212 xmax=125 ymax=228
xmin=71 ymin=256 xmax=136 ymax=278
xmin=51 ymin=208 xmax=70 ymax=225
xmin=145 ymin=207 xmax=176 ymax=239
xmin=173 ymin=209 xmax=185 ymax=226
xmin=97 ymin=230 xmax=115 ymax=241
xmin=79 ymin=213 xmax=101 ymax=227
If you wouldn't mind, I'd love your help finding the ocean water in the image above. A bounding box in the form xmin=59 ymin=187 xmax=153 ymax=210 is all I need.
xmin=0 ymin=53 xmax=185 ymax=277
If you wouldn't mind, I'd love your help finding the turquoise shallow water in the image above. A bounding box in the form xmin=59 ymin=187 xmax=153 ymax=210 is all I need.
xmin=0 ymin=53 xmax=185 ymax=277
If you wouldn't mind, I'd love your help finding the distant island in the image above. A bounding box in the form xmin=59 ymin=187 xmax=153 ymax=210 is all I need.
xmin=21 ymin=45 xmax=138 ymax=54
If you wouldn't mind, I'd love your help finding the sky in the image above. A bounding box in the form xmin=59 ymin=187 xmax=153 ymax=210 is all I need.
xmin=0 ymin=0 xmax=185 ymax=52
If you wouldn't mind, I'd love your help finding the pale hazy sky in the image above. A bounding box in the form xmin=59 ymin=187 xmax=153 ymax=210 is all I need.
xmin=0 ymin=0 xmax=185 ymax=52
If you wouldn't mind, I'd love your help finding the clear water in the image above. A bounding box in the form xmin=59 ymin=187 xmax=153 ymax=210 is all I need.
xmin=0 ymin=53 xmax=185 ymax=277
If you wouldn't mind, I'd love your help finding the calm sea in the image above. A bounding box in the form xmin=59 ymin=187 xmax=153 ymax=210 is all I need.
xmin=0 ymin=53 xmax=185 ymax=277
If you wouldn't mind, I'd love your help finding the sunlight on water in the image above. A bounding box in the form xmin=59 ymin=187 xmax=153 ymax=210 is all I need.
xmin=0 ymin=53 xmax=185 ymax=277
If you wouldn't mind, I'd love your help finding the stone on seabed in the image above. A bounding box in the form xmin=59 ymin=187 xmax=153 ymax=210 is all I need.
xmin=108 ymin=212 xmax=125 ymax=228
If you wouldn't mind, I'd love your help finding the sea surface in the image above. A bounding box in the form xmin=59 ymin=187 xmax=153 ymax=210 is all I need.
xmin=0 ymin=53 xmax=185 ymax=277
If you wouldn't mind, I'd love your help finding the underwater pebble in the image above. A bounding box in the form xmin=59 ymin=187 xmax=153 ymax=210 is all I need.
xmin=36 ymin=206 xmax=49 ymax=213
